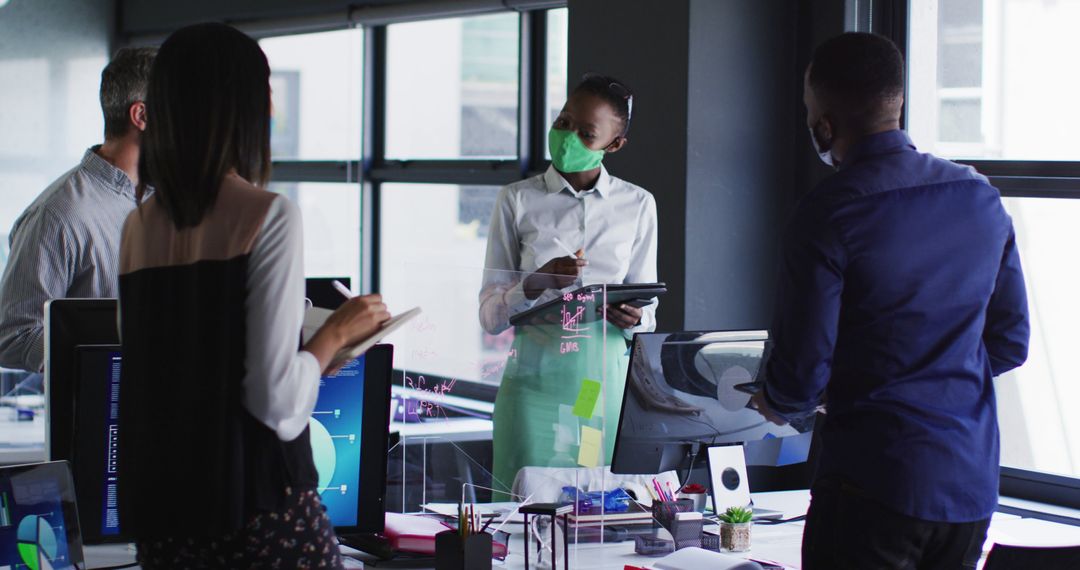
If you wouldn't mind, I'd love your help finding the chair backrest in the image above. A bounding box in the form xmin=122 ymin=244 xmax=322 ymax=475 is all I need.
xmin=984 ymin=544 xmax=1080 ymax=570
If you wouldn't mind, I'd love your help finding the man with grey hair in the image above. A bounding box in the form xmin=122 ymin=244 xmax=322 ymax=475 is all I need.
xmin=0 ymin=46 xmax=156 ymax=373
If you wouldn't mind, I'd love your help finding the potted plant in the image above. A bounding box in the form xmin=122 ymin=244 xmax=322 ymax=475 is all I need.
xmin=718 ymin=506 xmax=753 ymax=552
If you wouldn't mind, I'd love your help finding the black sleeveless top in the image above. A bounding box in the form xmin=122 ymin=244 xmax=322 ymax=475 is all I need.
xmin=117 ymin=185 xmax=317 ymax=538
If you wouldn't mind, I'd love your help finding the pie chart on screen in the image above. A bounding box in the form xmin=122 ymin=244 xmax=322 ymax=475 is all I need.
xmin=16 ymin=514 xmax=59 ymax=570
xmin=309 ymin=417 xmax=336 ymax=491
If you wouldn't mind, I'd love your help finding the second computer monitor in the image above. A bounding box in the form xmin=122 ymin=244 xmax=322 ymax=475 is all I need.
xmin=611 ymin=330 xmax=815 ymax=475
xmin=70 ymin=343 xmax=394 ymax=541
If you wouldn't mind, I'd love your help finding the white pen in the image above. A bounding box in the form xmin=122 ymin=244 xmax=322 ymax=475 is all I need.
xmin=552 ymin=237 xmax=582 ymax=259
xmin=332 ymin=280 xmax=355 ymax=300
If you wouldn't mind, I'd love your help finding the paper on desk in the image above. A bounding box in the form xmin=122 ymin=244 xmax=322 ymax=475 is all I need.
xmin=578 ymin=426 xmax=602 ymax=467
xmin=421 ymin=502 xmax=526 ymax=524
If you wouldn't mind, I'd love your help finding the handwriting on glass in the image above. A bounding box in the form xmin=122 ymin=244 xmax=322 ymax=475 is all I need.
xmin=561 ymin=304 xmax=589 ymax=340
xmin=404 ymin=374 xmax=457 ymax=419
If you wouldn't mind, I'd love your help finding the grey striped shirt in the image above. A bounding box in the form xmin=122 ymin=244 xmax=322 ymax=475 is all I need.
xmin=0 ymin=147 xmax=139 ymax=371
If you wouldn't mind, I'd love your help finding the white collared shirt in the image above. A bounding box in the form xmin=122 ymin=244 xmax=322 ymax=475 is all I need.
xmin=480 ymin=164 xmax=658 ymax=337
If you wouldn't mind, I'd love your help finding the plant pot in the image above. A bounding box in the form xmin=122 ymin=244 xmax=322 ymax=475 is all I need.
xmin=720 ymin=521 xmax=752 ymax=552
xmin=678 ymin=492 xmax=707 ymax=512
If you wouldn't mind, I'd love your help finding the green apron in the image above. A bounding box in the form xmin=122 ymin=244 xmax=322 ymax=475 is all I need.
xmin=491 ymin=317 xmax=629 ymax=495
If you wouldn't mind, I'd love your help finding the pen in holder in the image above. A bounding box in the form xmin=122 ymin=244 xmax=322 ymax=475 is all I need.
xmin=435 ymin=531 xmax=492 ymax=570
xmin=652 ymin=499 xmax=702 ymax=550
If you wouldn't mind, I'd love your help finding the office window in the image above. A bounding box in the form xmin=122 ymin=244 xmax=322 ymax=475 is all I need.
xmin=384 ymin=14 xmax=520 ymax=159
xmin=544 ymin=8 xmax=569 ymax=158
xmin=260 ymin=28 xmax=363 ymax=160
xmin=378 ymin=183 xmax=503 ymax=381
xmin=996 ymin=197 xmax=1080 ymax=477
xmin=908 ymin=0 xmax=1080 ymax=160
xmin=268 ymin=182 xmax=361 ymax=287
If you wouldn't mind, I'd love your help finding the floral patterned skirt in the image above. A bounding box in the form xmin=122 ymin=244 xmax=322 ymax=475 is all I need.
xmin=135 ymin=487 xmax=345 ymax=570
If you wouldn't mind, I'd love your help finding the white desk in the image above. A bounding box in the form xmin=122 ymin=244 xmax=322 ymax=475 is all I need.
xmin=392 ymin=417 xmax=493 ymax=444
xmin=0 ymin=414 xmax=46 ymax=465
xmin=84 ymin=490 xmax=1080 ymax=569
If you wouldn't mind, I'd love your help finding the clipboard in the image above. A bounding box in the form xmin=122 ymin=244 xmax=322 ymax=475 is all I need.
xmin=508 ymin=282 xmax=666 ymax=327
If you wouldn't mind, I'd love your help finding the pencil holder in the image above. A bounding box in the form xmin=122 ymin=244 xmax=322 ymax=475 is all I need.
xmin=435 ymin=530 xmax=492 ymax=570
xmin=651 ymin=498 xmax=694 ymax=531
xmin=669 ymin=516 xmax=704 ymax=550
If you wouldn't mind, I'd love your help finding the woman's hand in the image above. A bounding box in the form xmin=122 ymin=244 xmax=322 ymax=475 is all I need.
xmin=523 ymin=250 xmax=587 ymax=300
xmin=604 ymin=303 xmax=643 ymax=329
xmin=304 ymin=294 xmax=391 ymax=372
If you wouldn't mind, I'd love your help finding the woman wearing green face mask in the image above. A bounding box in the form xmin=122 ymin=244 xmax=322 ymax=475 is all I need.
xmin=479 ymin=74 xmax=659 ymax=494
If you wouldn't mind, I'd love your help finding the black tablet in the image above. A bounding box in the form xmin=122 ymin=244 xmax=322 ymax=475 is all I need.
xmin=508 ymin=282 xmax=666 ymax=327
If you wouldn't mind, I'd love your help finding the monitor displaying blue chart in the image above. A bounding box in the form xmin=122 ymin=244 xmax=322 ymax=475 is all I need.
xmin=311 ymin=356 xmax=366 ymax=527
xmin=0 ymin=462 xmax=84 ymax=570
xmin=72 ymin=345 xmax=125 ymax=543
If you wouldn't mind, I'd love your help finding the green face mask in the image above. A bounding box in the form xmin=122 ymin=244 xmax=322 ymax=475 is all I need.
xmin=548 ymin=128 xmax=606 ymax=173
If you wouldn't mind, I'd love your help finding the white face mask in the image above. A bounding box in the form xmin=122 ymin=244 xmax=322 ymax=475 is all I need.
xmin=808 ymin=125 xmax=836 ymax=169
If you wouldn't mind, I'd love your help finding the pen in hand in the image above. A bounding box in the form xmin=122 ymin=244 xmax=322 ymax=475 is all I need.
xmin=552 ymin=237 xmax=583 ymax=260
xmin=332 ymin=280 xmax=355 ymax=300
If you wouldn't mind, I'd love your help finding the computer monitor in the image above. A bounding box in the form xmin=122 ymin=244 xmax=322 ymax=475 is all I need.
xmin=313 ymin=344 xmax=393 ymax=534
xmin=72 ymin=345 xmax=123 ymax=543
xmin=44 ymin=299 xmax=119 ymax=463
xmin=0 ymin=460 xmax=85 ymax=570
xmin=306 ymin=277 xmax=351 ymax=310
xmin=611 ymin=331 xmax=816 ymax=475
xmin=68 ymin=342 xmax=395 ymax=539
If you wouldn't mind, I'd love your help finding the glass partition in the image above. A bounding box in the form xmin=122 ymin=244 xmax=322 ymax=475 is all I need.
xmin=380 ymin=264 xmax=674 ymax=563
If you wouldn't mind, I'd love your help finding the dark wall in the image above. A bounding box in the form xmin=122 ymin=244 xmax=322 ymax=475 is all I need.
xmin=682 ymin=0 xmax=799 ymax=331
xmin=567 ymin=0 xmax=691 ymax=333
xmin=568 ymin=0 xmax=830 ymax=333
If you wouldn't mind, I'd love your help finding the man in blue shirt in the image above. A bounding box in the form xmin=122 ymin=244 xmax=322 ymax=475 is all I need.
xmin=752 ymin=33 xmax=1029 ymax=569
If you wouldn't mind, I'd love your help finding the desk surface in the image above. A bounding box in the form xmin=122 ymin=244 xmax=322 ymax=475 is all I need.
xmin=392 ymin=417 xmax=493 ymax=443
xmin=85 ymin=490 xmax=1080 ymax=569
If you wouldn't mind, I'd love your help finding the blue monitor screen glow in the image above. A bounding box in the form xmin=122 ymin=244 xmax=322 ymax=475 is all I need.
xmin=312 ymin=356 xmax=366 ymax=527
xmin=0 ymin=462 xmax=84 ymax=570
xmin=99 ymin=351 xmax=121 ymax=537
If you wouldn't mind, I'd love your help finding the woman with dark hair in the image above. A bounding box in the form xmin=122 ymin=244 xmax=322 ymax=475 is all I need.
xmin=117 ymin=23 xmax=387 ymax=568
xmin=479 ymin=74 xmax=659 ymax=491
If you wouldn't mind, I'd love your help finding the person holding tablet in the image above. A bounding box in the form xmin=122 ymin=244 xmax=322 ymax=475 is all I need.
xmin=480 ymin=74 xmax=659 ymax=492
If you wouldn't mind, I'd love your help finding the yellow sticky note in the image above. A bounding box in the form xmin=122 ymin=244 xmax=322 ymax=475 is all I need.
xmin=577 ymin=426 xmax=602 ymax=468
xmin=572 ymin=379 xmax=602 ymax=419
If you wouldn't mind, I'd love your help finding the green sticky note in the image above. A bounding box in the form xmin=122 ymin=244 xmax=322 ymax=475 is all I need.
xmin=577 ymin=426 xmax=602 ymax=468
xmin=572 ymin=379 xmax=602 ymax=419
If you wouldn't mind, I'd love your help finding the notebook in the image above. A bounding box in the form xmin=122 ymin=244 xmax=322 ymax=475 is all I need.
xmin=303 ymin=306 xmax=421 ymax=366
xmin=652 ymin=547 xmax=764 ymax=570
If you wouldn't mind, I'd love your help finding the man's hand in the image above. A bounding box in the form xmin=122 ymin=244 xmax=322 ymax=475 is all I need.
xmin=604 ymin=303 xmax=643 ymax=329
xmin=750 ymin=390 xmax=788 ymax=426
xmin=524 ymin=250 xmax=587 ymax=300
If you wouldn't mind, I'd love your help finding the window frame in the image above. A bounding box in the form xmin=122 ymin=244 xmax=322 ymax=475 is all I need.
xmin=854 ymin=0 xmax=1080 ymax=517
xmin=263 ymin=7 xmax=563 ymax=293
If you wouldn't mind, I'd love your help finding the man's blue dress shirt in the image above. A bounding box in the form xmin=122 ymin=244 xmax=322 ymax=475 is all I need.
xmin=764 ymin=130 xmax=1030 ymax=523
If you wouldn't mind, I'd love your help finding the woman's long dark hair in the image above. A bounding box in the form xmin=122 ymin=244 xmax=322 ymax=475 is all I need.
xmin=138 ymin=23 xmax=272 ymax=229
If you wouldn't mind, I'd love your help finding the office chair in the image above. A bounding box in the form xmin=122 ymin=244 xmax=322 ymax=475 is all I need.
xmin=983 ymin=543 xmax=1080 ymax=569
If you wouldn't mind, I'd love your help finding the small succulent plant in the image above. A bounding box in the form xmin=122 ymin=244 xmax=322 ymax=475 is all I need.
xmin=718 ymin=506 xmax=753 ymax=524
